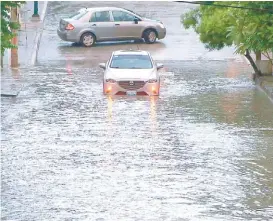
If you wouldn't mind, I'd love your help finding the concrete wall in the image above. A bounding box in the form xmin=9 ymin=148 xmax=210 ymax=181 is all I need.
xmin=2 ymin=50 xmax=11 ymax=67
xmin=256 ymin=60 xmax=273 ymax=76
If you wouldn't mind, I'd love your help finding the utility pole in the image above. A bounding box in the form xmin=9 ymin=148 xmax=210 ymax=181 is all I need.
xmin=32 ymin=1 xmax=40 ymax=20
xmin=10 ymin=6 xmax=19 ymax=68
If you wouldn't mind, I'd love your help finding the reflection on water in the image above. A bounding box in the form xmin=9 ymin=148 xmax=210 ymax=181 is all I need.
xmin=106 ymin=95 xmax=159 ymax=127
xmin=107 ymin=95 xmax=113 ymax=121
xmin=225 ymin=60 xmax=243 ymax=78
xmin=56 ymin=41 xmax=167 ymax=67
xmin=105 ymin=94 xmax=161 ymax=143
xmin=149 ymin=96 xmax=159 ymax=137
xmin=220 ymin=92 xmax=242 ymax=123
xmin=65 ymin=54 xmax=73 ymax=75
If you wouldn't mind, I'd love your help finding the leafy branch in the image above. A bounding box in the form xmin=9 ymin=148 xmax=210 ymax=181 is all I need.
xmin=1 ymin=1 xmax=25 ymax=57
xmin=181 ymin=1 xmax=273 ymax=76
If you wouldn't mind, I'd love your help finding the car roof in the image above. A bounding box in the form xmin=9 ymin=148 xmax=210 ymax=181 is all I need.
xmin=82 ymin=7 xmax=129 ymax=12
xmin=112 ymin=50 xmax=150 ymax=56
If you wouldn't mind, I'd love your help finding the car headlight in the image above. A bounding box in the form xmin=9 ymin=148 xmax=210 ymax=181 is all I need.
xmin=105 ymin=79 xmax=116 ymax=83
xmin=158 ymin=22 xmax=165 ymax=29
xmin=147 ymin=79 xmax=157 ymax=83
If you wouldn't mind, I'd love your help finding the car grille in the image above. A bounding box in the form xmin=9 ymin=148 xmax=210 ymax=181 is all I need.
xmin=118 ymin=81 xmax=146 ymax=90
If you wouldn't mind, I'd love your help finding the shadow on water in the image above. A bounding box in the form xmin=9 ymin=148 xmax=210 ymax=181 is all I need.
xmin=57 ymin=41 xmax=166 ymax=50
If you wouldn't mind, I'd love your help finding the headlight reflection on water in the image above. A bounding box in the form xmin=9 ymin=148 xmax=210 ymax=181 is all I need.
xmin=149 ymin=96 xmax=159 ymax=138
xmin=106 ymin=95 xmax=114 ymax=140
xmin=107 ymin=95 xmax=113 ymax=122
xmin=106 ymin=95 xmax=160 ymax=139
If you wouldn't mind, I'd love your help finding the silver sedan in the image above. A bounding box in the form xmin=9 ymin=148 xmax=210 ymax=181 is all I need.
xmin=99 ymin=50 xmax=164 ymax=96
xmin=57 ymin=7 xmax=166 ymax=47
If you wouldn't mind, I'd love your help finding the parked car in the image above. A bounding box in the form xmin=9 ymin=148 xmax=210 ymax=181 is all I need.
xmin=57 ymin=7 xmax=166 ymax=47
xmin=99 ymin=50 xmax=164 ymax=96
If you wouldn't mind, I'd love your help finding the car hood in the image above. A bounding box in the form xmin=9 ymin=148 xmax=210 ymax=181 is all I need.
xmin=105 ymin=68 xmax=157 ymax=80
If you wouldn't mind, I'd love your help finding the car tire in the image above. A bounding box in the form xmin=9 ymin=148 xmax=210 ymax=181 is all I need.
xmin=143 ymin=30 xmax=157 ymax=44
xmin=80 ymin=32 xmax=96 ymax=47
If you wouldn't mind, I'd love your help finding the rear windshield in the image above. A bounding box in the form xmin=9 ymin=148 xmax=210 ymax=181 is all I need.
xmin=110 ymin=54 xmax=153 ymax=69
xmin=69 ymin=10 xmax=88 ymax=20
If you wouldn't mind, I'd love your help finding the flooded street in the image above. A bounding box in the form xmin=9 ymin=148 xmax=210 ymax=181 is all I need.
xmin=1 ymin=1 xmax=273 ymax=221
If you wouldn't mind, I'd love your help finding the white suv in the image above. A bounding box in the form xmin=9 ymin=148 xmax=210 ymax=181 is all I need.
xmin=99 ymin=50 xmax=164 ymax=96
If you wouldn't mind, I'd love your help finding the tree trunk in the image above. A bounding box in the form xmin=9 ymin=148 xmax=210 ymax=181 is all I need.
xmin=255 ymin=51 xmax=261 ymax=61
xmin=1 ymin=55 xmax=3 ymax=68
xmin=11 ymin=7 xmax=19 ymax=68
xmin=245 ymin=49 xmax=262 ymax=77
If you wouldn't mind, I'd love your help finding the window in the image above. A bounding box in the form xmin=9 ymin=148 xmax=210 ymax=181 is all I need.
xmin=123 ymin=8 xmax=143 ymax=18
xmin=110 ymin=54 xmax=153 ymax=69
xmin=90 ymin=11 xmax=110 ymax=22
xmin=112 ymin=11 xmax=136 ymax=22
xmin=69 ymin=10 xmax=88 ymax=20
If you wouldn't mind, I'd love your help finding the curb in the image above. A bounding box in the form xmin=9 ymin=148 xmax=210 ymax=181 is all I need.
xmin=1 ymin=91 xmax=20 ymax=97
xmin=242 ymin=54 xmax=273 ymax=103
xmin=0 ymin=67 xmax=22 ymax=97
xmin=30 ymin=1 xmax=48 ymax=66
xmin=255 ymin=76 xmax=273 ymax=103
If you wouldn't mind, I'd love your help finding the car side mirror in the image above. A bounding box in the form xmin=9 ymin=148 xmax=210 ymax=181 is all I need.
xmin=134 ymin=18 xmax=138 ymax=24
xmin=156 ymin=63 xmax=164 ymax=70
xmin=99 ymin=63 xmax=106 ymax=70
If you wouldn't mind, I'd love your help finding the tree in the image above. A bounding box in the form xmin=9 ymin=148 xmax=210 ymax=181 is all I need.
xmin=1 ymin=1 xmax=25 ymax=66
xmin=181 ymin=1 xmax=273 ymax=76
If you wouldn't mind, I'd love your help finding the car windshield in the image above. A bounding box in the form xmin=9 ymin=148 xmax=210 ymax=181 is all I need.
xmin=69 ymin=10 xmax=88 ymax=20
xmin=123 ymin=8 xmax=143 ymax=18
xmin=110 ymin=54 xmax=153 ymax=69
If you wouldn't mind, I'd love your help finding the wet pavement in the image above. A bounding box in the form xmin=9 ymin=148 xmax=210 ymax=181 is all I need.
xmin=37 ymin=1 xmax=244 ymax=65
xmin=2 ymin=1 xmax=46 ymax=68
xmin=1 ymin=1 xmax=273 ymax=221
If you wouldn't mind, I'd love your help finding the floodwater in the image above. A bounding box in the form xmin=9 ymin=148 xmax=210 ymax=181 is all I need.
xmin=1 ymin=1 xmax=273 ymax=221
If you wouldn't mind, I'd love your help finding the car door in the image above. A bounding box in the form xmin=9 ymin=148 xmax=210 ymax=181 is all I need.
xmin=89 ymin=11 xmax=115 ymax=40
xmin=111 ymin=10 xmax=143 ymax=39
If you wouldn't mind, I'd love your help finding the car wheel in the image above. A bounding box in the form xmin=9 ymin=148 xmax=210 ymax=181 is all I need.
xmin=81 ymin=33 xmax=95 ymax=47
xmin=143 ymin=30 xmax=157 ymax=44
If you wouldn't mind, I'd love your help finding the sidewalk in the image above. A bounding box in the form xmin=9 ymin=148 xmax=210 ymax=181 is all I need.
xmin=1 ymin=1 xmax=48 ymax=96
xmin=242 ymin=53 xmax=273 ymax=102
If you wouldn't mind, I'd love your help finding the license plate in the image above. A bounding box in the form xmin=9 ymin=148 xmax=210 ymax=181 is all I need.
xmin=126 ymin=91 xmax=137 ymax=96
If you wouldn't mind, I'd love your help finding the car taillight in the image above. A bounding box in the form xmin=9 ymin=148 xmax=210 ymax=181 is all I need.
xmin=106 ymin=86 xmax=112 ymax=92
xmin=147 ymin=79 xmax=157 ymax=83
xmin=106 ymin=79 xmax=116 ymax=83
xmin=65 ymin=23 xmax=74 ymax=30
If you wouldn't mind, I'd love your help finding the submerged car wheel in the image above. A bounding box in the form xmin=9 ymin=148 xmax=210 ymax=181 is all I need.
xmin=81 ymin=33 xmax=95 ymax=47
xmin=143 ymin=30 xmax=157 ymax=44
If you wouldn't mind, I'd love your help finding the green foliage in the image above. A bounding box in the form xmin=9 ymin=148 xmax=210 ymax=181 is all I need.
xmin=1 ymin=1 xmax=25 ymax=57
xmin=181 ymin=1 xmax=273 ymax=59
